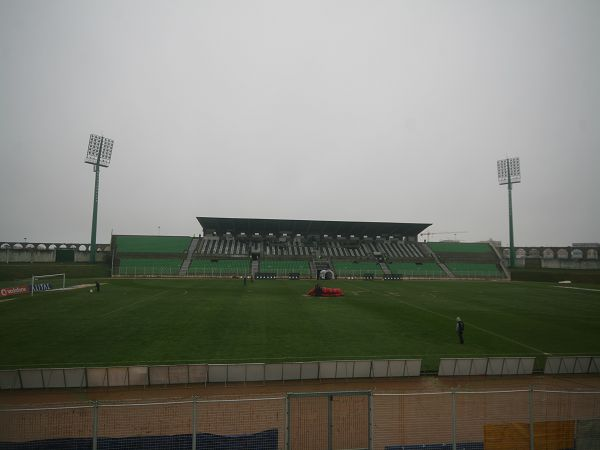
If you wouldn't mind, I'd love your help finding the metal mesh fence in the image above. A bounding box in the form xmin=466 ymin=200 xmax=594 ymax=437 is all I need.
xmin=197 ymin=397 xmax=285 ymax=450
xmin=288 ymin=395 xmax=328 ymax=450
xmin=97 ymin=401 xmax=193 ymax=449
xmin=533 ymin=390 xmax=600 ymax=450
xmin=287 ymin=392 xmax=370 ymax=450
xmin=332 ymin=395 xmax=369 ymax=450
xmin=458 ymin=390 xmax=530 ymax=450
xmin=1 ymin=389 xmax=599 ymax=450
xmin=0 ymin=404 xmax=93 ymax=444
xmin=373 ymin=392 xmax=453 ymax=449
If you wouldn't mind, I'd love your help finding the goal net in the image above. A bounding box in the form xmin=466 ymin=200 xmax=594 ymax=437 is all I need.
xmin=31 ymin=273 xmax=66 ymax=296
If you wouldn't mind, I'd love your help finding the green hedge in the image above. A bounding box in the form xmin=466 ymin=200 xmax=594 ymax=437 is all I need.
xmin=0 ymin=263 xmax=111 ymax=284
xmin=511 ymin=268 xmax=600 ymax=284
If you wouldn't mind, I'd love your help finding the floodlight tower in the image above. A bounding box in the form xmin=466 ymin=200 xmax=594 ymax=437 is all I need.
xmin=497 ymin=157 xmax=521 ymax=268
xmin=85 ymin=134 xmax=114 ymax=263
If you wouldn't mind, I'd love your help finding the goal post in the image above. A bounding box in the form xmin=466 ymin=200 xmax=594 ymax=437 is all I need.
xmin=31 ymin=273 xmax=66 ymax=296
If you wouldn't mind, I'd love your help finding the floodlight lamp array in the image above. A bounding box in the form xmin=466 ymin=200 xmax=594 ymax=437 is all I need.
xmin=85 ymin=134 xmax=114 ymax=167
xmin=497 ymin=157 xmax=521 ymax=185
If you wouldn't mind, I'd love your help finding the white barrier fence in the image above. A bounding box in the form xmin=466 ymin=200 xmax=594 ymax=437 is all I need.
xmin=544 ymin=356 xmax=600 ymax=374
xmin=438 ymin=357 xmax=536 ymax=376
xmin=3 ymin=355 xmax=597 ymax=389
xmin=0 ymin=359 xmax=421 ymax=390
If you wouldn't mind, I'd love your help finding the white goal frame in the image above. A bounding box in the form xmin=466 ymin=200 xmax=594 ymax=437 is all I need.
xmin=31 ymin=273 xmax=66 ymax=296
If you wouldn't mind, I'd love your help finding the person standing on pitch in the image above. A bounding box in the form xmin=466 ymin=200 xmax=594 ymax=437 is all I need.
xmin=95 ymin=281 xmax=100 ymax=292
xmin=456 ymin=317 xmax=465 ymax=344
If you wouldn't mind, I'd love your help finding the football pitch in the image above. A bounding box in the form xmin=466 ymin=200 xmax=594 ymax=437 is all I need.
xmin=1 ymin=279 xmax=599 ymax=372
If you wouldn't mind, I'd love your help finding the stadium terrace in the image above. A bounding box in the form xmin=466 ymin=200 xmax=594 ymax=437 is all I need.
xmin=110 ymin=217 xmax=507 ymax=279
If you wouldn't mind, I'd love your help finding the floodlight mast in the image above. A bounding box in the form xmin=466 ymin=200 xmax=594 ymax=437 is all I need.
xmin=85 ymin=134 xmax=114 ymax=263
xmin=497 ymin=157 xmax=521 ymax=268
xmin=507 ymin=167 xmax=515 ymax=268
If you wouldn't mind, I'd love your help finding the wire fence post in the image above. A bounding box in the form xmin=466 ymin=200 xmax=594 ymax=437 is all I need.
xmin=368 ymin=391 xmax=373 ymax=450
xmin=192 ymin=395 xmax=197 ymax=450
xmin=92 ymin=400 xmax=99 ymax=450
xmin=451 ymin=390 xmax=457 ymax=450
xmin=328 ymin=394 xmax=333 ymax=450
xmin=285 ymin=395 xmax=290 ymax=450
xmin=529 ymin=386 xmax=535 ymax=450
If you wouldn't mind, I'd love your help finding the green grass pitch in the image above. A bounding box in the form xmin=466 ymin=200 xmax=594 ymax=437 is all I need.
xmin=1 ymin=279 xmax=599 ymax=372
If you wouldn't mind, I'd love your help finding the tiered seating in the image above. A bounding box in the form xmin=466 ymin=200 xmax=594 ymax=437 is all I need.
xmin=116 ymin=236 xmax=191 ymax=254
xmin=346 ymin=247 xmax=367 ymax=258
xmin=194 ymin=236 xmax=428 ymax=261
xmin=197 ymin=238 xmax=247 ymax=256
xmin=118 ymin=258 xmax=183 ymax=276
xmin=187 ymin=259 xmax=250 ymax=276
xmin=320 ymin=242 xmax=367 ymax=258
xmin=446 ymin=263 xmax=503 ymax=278
xmin=292 ymin=244 xmax=313 ymax=257
xmin=428 ymin=242 xmax=493 ymax=255
xmin=379 ymin=241 xmax=424 ymax=258
xmin=264 ymin=243 xmax=312 ymax=257
xmin=114 ymin=236 xmax=191 ymax=276
xmin=333 ymin=261 xmax=383 ymax=277
xmin=426 ymin=242 xmax=505 ymax=279
xmin=386 ymin=262 xmax=445 ymax=278
xmin=320 ymin=241 xmax=424 ymax=259
xmin=260 ymin=260 xmax=311 ymax=276
xmin=360 ymin=242 xmax=378 ymax=256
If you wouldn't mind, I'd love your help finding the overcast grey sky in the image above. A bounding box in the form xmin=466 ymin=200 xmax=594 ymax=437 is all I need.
xmin=1 ymin=0 xmax=598 ymax=247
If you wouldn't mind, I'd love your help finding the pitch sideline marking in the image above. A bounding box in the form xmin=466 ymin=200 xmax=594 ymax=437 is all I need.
xmin=385 ymin=291 xmax=549 ymax=355
xmin=556 ymin=286 xmax=600 ymax=293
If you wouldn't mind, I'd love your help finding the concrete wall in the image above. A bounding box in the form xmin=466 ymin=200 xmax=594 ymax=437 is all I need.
xmin=1 ymin=249 xmax=109 ymax=263
xmin=541 ymin=259 xmax=600 ymax=270
xmin=507 ymin=258 xmax=600 ymax=270
xmin=501 ymin=246 xmax=600 ymax=270
xmin=2 ymin=250 xmax=55 ymax=263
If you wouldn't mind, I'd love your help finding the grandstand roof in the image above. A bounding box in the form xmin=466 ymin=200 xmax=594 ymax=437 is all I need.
xmin=197 ymin=217 xmax=431 ymax=237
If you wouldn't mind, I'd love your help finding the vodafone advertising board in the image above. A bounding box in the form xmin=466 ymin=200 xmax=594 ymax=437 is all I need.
xmin=0 ymin=285 xmax=29 ymax=297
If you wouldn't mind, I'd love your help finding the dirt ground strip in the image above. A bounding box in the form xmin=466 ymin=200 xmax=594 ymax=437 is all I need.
xmin=1 ymin=374 xmax=599 ymax=406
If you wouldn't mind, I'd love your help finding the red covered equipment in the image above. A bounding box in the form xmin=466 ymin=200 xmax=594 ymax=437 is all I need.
xmin=307 ymin=287 xmax=344 ymax=297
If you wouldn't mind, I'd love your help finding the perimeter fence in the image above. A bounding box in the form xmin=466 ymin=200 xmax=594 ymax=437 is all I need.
xmin=1 ymin=388 xmax=599 ymax=449
xmin=112 ymin=267 xmax=504 ymax=280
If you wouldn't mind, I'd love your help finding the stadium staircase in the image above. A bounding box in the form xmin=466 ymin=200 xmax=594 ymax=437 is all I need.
xmin=179 ymin=237 xmax=200 ymax=276
xmin=429 ymin=252 xmax=455 ymax=278
xmin=251 ymin=260 xmax=260 ymax=277
xmin=490 ymin=244 xmax=511 ymax=279
xmin=379 ymin=261 xmax=391 ymax=274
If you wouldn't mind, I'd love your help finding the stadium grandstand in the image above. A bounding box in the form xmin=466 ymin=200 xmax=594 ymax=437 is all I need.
xmin=111 ymin=217 xmax=508 ymax=279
